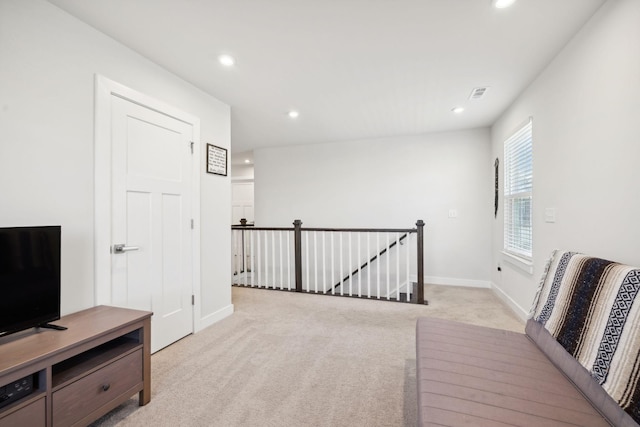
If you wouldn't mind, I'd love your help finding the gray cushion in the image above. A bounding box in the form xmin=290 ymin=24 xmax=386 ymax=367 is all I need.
xmin=526 ymin=318 xmax=637 ymax=427
xmin=416 ymin=317 xmax=612 ymax=426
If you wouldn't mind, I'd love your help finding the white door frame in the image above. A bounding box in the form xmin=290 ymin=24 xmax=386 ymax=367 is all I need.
xmin=94 ymin=75 xmax=201 ymax=328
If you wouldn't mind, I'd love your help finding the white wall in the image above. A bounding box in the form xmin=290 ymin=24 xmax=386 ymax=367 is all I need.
xmin=254 ymin=128 xmax=493 ymax=286
xmin=231 ymin=164 xmax=255 ymax=180
xmin=491 ymin=0 xmax=640 ymax=317
xmin=0 ymin=0 xmax=233 ymax=326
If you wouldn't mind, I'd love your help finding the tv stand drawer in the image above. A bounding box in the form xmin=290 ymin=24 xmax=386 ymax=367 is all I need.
xmin=0 ymin=396 xmax=45 ymax=427
xmin=52 ymin=349 xmax=142 ymax=427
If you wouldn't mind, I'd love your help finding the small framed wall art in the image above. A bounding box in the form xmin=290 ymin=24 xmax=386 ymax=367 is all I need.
xmin=207 ymin=144 xmax=227 ymax=176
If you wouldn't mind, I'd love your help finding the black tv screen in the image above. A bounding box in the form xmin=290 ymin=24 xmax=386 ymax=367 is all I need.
xmin=0 ymin=226 xmax=61 ymax=337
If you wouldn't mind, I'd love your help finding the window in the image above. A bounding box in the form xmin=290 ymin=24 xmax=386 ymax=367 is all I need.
xmin=504 ymin=119 xmax=532 ymax=260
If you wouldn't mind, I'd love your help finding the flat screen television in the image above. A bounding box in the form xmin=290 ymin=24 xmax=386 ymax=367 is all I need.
xmin=0 ymin=226 xmax=62 ymax=337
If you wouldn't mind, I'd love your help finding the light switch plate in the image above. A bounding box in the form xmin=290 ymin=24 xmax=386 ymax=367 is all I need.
xmin=545 ymin=208 xmax=556 ymax=223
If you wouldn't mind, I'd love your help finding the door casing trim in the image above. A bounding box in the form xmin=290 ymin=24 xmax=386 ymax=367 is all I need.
xmin=94 ymin=74 xmax=201 ymax=331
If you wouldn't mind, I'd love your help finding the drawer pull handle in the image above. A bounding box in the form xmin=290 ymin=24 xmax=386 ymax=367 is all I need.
xmin=102 ymin=384 xmax=111 ymax=392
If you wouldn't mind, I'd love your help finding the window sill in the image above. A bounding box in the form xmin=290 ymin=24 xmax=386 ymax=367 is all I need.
xmin=501 ymin=251 xmax=533 ymax=275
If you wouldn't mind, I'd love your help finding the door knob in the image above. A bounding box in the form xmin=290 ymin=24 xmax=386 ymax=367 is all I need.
xmin=112 ymin=244 xmax=140 ymax=254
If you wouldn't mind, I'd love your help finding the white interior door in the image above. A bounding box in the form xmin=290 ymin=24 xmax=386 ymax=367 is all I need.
xmin=111 ymin=95 xmax=194 ymax=353
xmin=231 ymin=182 xmax=254 ymax=225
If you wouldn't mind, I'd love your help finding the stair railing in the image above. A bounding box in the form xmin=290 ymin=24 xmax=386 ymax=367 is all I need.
xmin=231 ymin=219 xmax=426 ymax=304
xmin=331 ymin=232 xmax=409 ymax=293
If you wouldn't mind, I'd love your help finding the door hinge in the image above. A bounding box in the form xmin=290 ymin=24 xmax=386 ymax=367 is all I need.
xmin=191 ymin=219 xmax=194 ymax=229
xmin=190 ymin=141 xmax=194 ymax=154
xmin=192 ymin=295 xmax=195 ymax=305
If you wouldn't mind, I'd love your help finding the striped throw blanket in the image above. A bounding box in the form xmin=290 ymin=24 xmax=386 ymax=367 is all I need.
xmin=530 ymin=250 xmax=640 ymax=423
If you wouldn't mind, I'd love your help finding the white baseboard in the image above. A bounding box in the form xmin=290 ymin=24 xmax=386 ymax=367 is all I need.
xmin=195 ymin=303 xmax=234 ymax=332
xmin=490 ymin=282 xmax=528 ymax=322
xmin=425 ymin=276 xmax=491 ymax=288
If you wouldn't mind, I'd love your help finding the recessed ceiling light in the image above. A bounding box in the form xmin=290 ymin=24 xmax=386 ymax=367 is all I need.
xmin=218 ymin=54 xmax=235 ymax=67
xmin=288 ymin=110 xmax=299 ymax=119
xmin=451 ymin=107 xmax=465 ymax=114
xmin=244 ymin=159 xmax=251 ymax=164
xmin=492 ymin=0 xmax=516 ymax=9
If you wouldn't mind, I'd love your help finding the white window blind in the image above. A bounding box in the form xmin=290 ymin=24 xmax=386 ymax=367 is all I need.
xmin=504 ymin=119 xmax=532 ymax=259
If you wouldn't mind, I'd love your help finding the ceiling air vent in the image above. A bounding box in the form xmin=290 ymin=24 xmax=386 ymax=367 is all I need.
xmin=469 ymin=87 xmax=490 ymax=100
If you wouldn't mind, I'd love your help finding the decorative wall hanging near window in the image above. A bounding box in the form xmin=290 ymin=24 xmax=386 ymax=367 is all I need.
xmin=207 ymin=144 xmax=227 ymax=176
xmin=494 ymin=158 xmax=499 ymax=218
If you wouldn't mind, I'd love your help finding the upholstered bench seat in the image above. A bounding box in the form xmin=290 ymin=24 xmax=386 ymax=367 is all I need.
xmin=416 ymin=250 xmax=640 ymax=427
xmin=416 ymin=317 xmax=610 ymax=426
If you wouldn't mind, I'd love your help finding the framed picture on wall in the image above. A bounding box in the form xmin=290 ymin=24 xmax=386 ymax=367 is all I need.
xmin=207 ymin=144 xmax=227 ymax=176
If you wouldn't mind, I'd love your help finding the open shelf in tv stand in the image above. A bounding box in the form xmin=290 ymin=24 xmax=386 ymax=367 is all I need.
xmin=0 ymin=305 xmax=152 ymax=427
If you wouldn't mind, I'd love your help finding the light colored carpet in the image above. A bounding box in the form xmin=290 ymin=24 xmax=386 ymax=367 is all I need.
xmin=91 ymin=285 xmax=523 ymax=427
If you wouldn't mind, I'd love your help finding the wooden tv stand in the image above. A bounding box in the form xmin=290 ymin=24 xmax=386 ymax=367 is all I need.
xmin=0 ymin=306 xmax=152 ymax=427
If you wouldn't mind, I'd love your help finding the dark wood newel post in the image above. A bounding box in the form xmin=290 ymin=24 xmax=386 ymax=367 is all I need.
xmin=293 ymin=219 xmax=303 ymax=292
xmin=416 ymin=220 xmax=425 ymax=304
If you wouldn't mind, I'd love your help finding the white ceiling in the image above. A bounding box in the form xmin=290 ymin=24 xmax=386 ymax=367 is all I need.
xmin=48 ymin=0 xmax=605 ymax=155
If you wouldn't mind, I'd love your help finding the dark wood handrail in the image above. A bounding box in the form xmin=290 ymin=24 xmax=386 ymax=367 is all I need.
xmin=231 ymin=226 xmax=294 ymax=231
xmin=232 ymin=225 xmax=416 ymax=234
xmin=303 ymin=227 xmax=416 ymax=233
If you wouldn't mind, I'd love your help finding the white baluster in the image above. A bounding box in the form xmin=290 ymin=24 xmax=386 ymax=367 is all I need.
xmin=314 ymin=231 xmax=318 ymax=293
xmin=406 ymin=233 xmax=411 ymax=302
xmin=233 ymin=231 xmax=238 ymax=280
xmin=271 ymin=230 xmax=278 ymax=289
xmin=396 ymin=232 xmax=401 ymax=301
xmin=348 ymin=233 xmax=353 ymax=296
xmin=330 ymin=233 xmax=335 ymax=295
xmin=279 ymin=231 xmax=283 ymax=291
xmin=376 ymin=233 xmax=380 ymax=299
xmin=264 ymin=230 xmax=268 ymax=287
xmin=250 ymin=230 xmax=255 ymax=287
xmin=238 ymin=230 xmax=242 ymax=277
xmin=263 ymin=230 xmax=268 ymax=288
xmin=243 ymin=230 xmax=248 ymax=286
xmin=232 ymin=231 xmax=237 ymax=277
xmin=256 ymin=231 xmax=262 ymax=287
xmin=322 ymin=232 xmax=326 ymax=293
xmin=259 ymin=231 xmax=263 ymax=287
xmin=287 ymin=231 xmax=292 ymax=290
xmin=386 ymin=234 xmax=390 ymax=299
xmin=367 ymin=233 xmax=371 ymax=298
xmin=233 ymin=230 xmax=237 ymax=281
xmin=339 ymin=233 xmax=344 ymax=296
xmin=357 ymin=232 xmax=362 ymax=297
xmin=305 ymin=231 xmax=310 ymax=292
